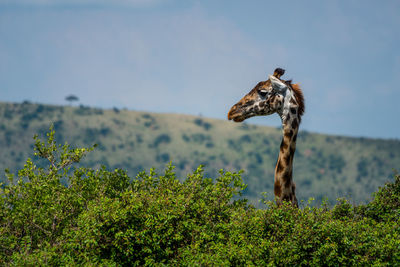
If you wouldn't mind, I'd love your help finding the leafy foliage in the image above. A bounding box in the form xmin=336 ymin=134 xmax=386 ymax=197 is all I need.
xmin=1 ymin=127 xmax=399 ymax=265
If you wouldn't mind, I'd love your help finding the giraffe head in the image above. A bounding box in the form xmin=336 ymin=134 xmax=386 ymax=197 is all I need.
xmin=227 ymin=68 xmax=304 ymax=124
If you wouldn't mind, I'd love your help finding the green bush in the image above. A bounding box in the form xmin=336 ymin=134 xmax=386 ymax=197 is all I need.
xmin=0 ymin=127 xmax=399 ymax=265
xmin=152 ymin=134 xmax=171 ymax=148
xmin=356 ymin=172 xmax=400 ymax=222
xmin=193 ymin=118 xmax=212 ymax=131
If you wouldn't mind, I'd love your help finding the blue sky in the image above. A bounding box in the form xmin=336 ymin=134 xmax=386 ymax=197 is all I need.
xmin=1 ymin=0 xmax=399 ymax=139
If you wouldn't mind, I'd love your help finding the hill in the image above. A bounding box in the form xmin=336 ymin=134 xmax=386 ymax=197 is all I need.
xmin=1 ymin=101 xmax=399 ymax=204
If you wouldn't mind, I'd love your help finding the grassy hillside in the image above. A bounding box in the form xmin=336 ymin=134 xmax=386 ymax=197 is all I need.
xmin=1 ymin=101 xmax=399 ymax=204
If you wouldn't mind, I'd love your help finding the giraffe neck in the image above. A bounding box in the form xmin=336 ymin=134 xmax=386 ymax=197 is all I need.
xmin=274 ymin=105 xmax=299 ymax=206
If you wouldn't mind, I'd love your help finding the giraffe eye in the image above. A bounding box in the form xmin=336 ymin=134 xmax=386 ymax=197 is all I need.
xmin=259 ymin=90 xmax=268 ymax=97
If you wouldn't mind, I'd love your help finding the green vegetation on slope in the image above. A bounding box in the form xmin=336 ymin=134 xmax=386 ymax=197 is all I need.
xmin=0 ymin=101 xmax=399 ymax=204
xmin=0 ymin=127 xmax=399 ymax=265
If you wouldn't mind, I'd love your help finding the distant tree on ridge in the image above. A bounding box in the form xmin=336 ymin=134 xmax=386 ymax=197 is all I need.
xmin=65 ymin=95 xmax=79 ymax=105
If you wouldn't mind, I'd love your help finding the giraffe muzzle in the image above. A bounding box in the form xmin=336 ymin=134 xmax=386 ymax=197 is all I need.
xmin=227 ymin=105 xmax=246 ymax=122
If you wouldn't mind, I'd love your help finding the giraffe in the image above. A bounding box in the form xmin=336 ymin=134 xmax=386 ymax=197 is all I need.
xmin=227 ymin=68 xmax=304 ymax=207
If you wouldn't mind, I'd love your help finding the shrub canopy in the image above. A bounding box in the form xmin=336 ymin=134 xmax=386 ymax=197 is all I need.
xmin=1 ymin=127 xmax=399 ymax=265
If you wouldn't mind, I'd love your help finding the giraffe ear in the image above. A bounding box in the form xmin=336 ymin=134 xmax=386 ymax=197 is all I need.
xmin=273 ymin=68 xmax=285 ymax=78
xmin=269 ymin=75 xmax=287 ymax=91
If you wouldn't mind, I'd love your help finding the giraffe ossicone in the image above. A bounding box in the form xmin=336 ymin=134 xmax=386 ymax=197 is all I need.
xmin=227 ymin=68 xmax=305 ymax=207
